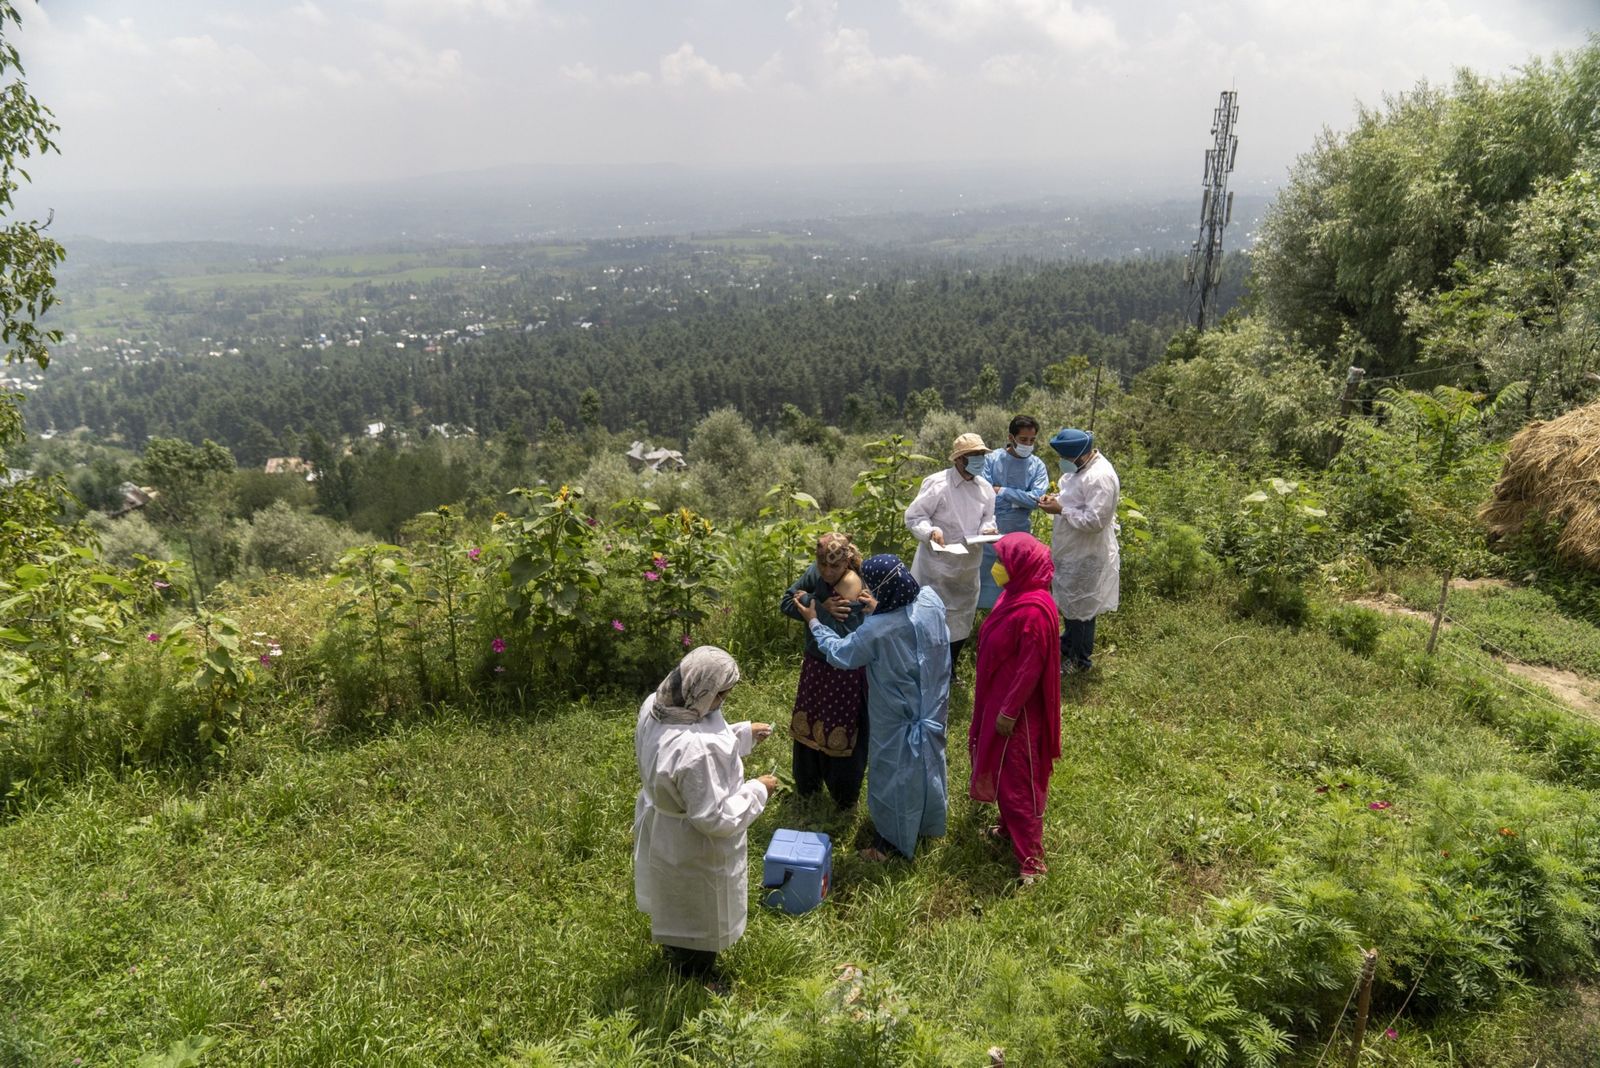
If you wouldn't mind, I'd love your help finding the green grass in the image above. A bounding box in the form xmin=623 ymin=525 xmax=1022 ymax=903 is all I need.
xmin=4 ymin=595 xmax=1600 ymax=1065
xmin=1398 ymin=578 xmax=1600 ymax=678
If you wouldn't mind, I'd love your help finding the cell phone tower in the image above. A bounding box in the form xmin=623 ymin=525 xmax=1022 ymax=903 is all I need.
xmin=1184 ymin=90 xmax=1239 ymax=330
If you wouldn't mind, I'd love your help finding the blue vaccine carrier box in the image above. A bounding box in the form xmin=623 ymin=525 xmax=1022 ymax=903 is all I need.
xmin=761 ymin=829 xmax=832 ymax=914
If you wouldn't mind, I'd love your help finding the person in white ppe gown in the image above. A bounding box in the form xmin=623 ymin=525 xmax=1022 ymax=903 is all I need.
xmin=1038 ymin=427 xmax=1120 ymax=673
xmin=633 ymin=645 xmax=777 ymax=980
xmin=905 ymin=431 xmax=997 ymax=671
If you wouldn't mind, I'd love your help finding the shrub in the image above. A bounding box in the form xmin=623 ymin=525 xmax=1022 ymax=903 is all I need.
xmin=89 ymin=511 xmax=172 ymax=568
xmin=577 ymin=451 xmax=704 ymax=517
xmin=1235 ymin=574 xmax=1310 ymax=628
xmin=241 ymin=500 xmax=357 ymax=576
xmin=1324 ymin=603 xmax=1383 ymax=656
xmin=1142 ymin=522 xmax=1220 ymax=600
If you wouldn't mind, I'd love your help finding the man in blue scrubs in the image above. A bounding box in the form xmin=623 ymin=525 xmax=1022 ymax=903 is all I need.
xmin=978 ymin=415 xmax=1050 ymax=610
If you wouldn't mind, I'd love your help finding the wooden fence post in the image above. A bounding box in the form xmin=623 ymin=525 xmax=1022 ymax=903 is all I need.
xmin=1426 ymin=572 xmax=1451 ymax=656
xmin=1347 ymin=948 xmax=1379 ymax=1068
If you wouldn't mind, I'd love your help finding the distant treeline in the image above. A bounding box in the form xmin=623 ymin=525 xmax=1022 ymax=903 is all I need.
xmin=31 ymin=255 xmax=1246 ymax=462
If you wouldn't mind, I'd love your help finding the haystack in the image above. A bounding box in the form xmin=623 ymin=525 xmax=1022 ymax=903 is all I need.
xmin=1481 ymin=399 xmax=1600 ymax=569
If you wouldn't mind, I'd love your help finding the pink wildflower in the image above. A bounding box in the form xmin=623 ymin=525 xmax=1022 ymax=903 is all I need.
xmin=1384 ymin=1028 xmax=1397 ymax=1040
xmin=494 ymin=665 xmax=506 ymax=674
xmin=146 ymin=632 xmax=159 ymax=643
xmin=612 ymin=619 xmax=625 ymax=632
xmin=1368 ymin=800 xmax=1392 ymax=811
xmin=681 ymin=634 xmax=692 ymax=648
xmin=491 ymin=637 xmax=506 ymax=653
xmin=259 ymin=653 xmax=272 ymax=666
xmin=585 ymin=517 xmax=599 ymax=528
xmin=644 ymin=570 xmax=660 ymax=581
xmin=468 ymin=547 xmax=482 ymax=560
xmin=154 ymin=580 xmax=171 ymax=590
xmin=653 ymin=554 xmax=668 ymax=569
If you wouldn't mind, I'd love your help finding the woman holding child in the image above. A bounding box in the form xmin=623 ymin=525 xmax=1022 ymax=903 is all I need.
xmin=780 ymin=533 xmax=870 ymax=808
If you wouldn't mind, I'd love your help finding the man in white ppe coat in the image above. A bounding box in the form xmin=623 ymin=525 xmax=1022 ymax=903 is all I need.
xmin=1038 ymin=427 xmax=1120 ymax=674
xmin=905 ymin=432 xmax=998 ymax=671
xmin=633 ymin=645 xmax=777 ymax=982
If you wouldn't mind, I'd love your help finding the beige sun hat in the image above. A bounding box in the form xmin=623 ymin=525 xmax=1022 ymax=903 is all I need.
xmin=948 ymin=432 xmax=989 ymax=463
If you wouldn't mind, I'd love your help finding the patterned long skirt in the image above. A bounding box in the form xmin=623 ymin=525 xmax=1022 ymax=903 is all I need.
xmin=789 ymin=653 xmax=868 ymax=756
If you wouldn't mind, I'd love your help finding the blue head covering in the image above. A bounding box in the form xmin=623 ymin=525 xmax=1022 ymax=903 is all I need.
xmin=1050 ymin=427 xmax=1093 ymax=459
xmin=861 ymin=553 xmax=919 ymax=613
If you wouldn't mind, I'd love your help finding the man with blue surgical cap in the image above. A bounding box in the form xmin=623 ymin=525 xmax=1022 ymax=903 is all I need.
xmin=1038 ymin=427 xmax=1120 ymax=674
xmin=978 ymin=414 xmax=1050 ymax=611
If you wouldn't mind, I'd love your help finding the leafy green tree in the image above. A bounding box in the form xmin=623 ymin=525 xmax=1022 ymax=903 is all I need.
xmin=1410 ymin=158 xmax=1600 ymax=419
xmin=1253 ymin=43 xmax=1600 ymax=371
xmin=142 ymin=437 xmax=238 ymax=592
xmin=0 ymin=0 xmax=65 ymax=528
xmin=0 ymin=1 xmax=62 ymax=380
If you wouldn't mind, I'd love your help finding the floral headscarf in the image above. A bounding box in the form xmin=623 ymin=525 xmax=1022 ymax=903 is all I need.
xmin=861 ymin=554 xmax=920 ymax=613
xmin=651 ymin=645 xmax=741 ymax=724
xmin=816 ymin=532 xmax=863 ymax=572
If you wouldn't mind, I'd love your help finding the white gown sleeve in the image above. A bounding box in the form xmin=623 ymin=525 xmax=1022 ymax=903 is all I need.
xmin=1060 ymin=473 xmax=1117 ymax=533
xmin=731 ymin=720 xmax=755 ymax=756
xmin=673 ymin=751 xmax=768 ymax=840
xmin=904 ymin=474 xmax=942 ymax=542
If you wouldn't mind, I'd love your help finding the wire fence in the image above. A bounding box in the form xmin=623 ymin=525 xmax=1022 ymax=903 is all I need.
xmin=1426 ymin=610 xmax=1595 ymax=720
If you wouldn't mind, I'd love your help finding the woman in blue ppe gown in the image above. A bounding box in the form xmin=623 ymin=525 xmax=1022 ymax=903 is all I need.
xmin=794 ymin=553 xmax=951 ymax=861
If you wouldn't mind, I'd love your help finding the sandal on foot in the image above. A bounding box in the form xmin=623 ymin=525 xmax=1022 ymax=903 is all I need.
xmin=980 ymin=824 xmax=1008 ymax=845
xmin=860 ymin=846 xmax=891 ymax=862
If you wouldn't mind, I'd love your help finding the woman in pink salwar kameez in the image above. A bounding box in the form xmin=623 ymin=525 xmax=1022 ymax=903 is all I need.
xmin=968 ymin=531 xmax=1062 ymax=883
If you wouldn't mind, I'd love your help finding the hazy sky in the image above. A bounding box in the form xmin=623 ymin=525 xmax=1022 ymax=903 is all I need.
xmin=15 ymin=0 xmax=1596 ymax=194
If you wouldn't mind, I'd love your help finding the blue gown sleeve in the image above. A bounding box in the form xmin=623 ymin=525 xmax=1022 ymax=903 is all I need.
xmin=808 ymin=617 xmax=875 ymax=670
xmin=1027 ymin=458 xmax=1050 ymax=499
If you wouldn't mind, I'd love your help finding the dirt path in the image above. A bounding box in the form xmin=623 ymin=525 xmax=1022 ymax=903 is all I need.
xmin=1353 ymin=595 xmax=1600 ymax=723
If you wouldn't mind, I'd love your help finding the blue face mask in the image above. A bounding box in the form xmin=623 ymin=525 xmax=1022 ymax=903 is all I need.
xmin=1011 ymin=442 xmax=1035 ymax=458
xmin=1060 ymin=458 xmax=1079 ymax=476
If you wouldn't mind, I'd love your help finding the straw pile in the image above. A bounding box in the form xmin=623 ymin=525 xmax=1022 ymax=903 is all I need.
xmin=1481 ymin=400 xmax=1600 ymax=569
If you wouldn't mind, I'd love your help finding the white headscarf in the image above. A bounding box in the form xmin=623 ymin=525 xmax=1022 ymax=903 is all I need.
xmin=650 ymin=645 xmax=741 ymax=724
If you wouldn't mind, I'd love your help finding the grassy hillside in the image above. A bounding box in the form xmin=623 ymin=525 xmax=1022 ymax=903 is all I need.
xmin=5 ymin=590 xmax=1598 ymax=1066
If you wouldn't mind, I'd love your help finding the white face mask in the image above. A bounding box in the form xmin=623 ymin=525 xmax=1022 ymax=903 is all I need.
xmin=1011 ymin=442 xmax=1035 ymax=458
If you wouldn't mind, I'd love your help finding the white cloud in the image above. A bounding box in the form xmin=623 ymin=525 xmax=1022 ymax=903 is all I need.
xmin=659 ymin=43 xmax=746 ymax=92
xmin=785 ymin=0 xmax=839 ymax=31
xmin=373 ymin=0 xmax=545 ymax=22
xmin=902 ymin=0 xmax=1118 ymax=52
xmin=292 ymin=2 xmax=329 ymax=27
xmin=823 ymin=27 xmax=935 ymax=87
xmin=319 ymin=64 xmax=363 ymax=89
xmin=369 ymin=45 xmax=466 ymax=95
xmin=979 ymin=52 xmax=1040 ymax=87
xmin=560 ymin=60 xmax=598 ymax=84
xmin=561 ymin=61 xmax=651 ymax=89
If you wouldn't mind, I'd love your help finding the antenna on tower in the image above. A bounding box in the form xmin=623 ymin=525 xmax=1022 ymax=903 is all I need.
xmin=1185 ymin=90 xmax=1239 ymax=331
